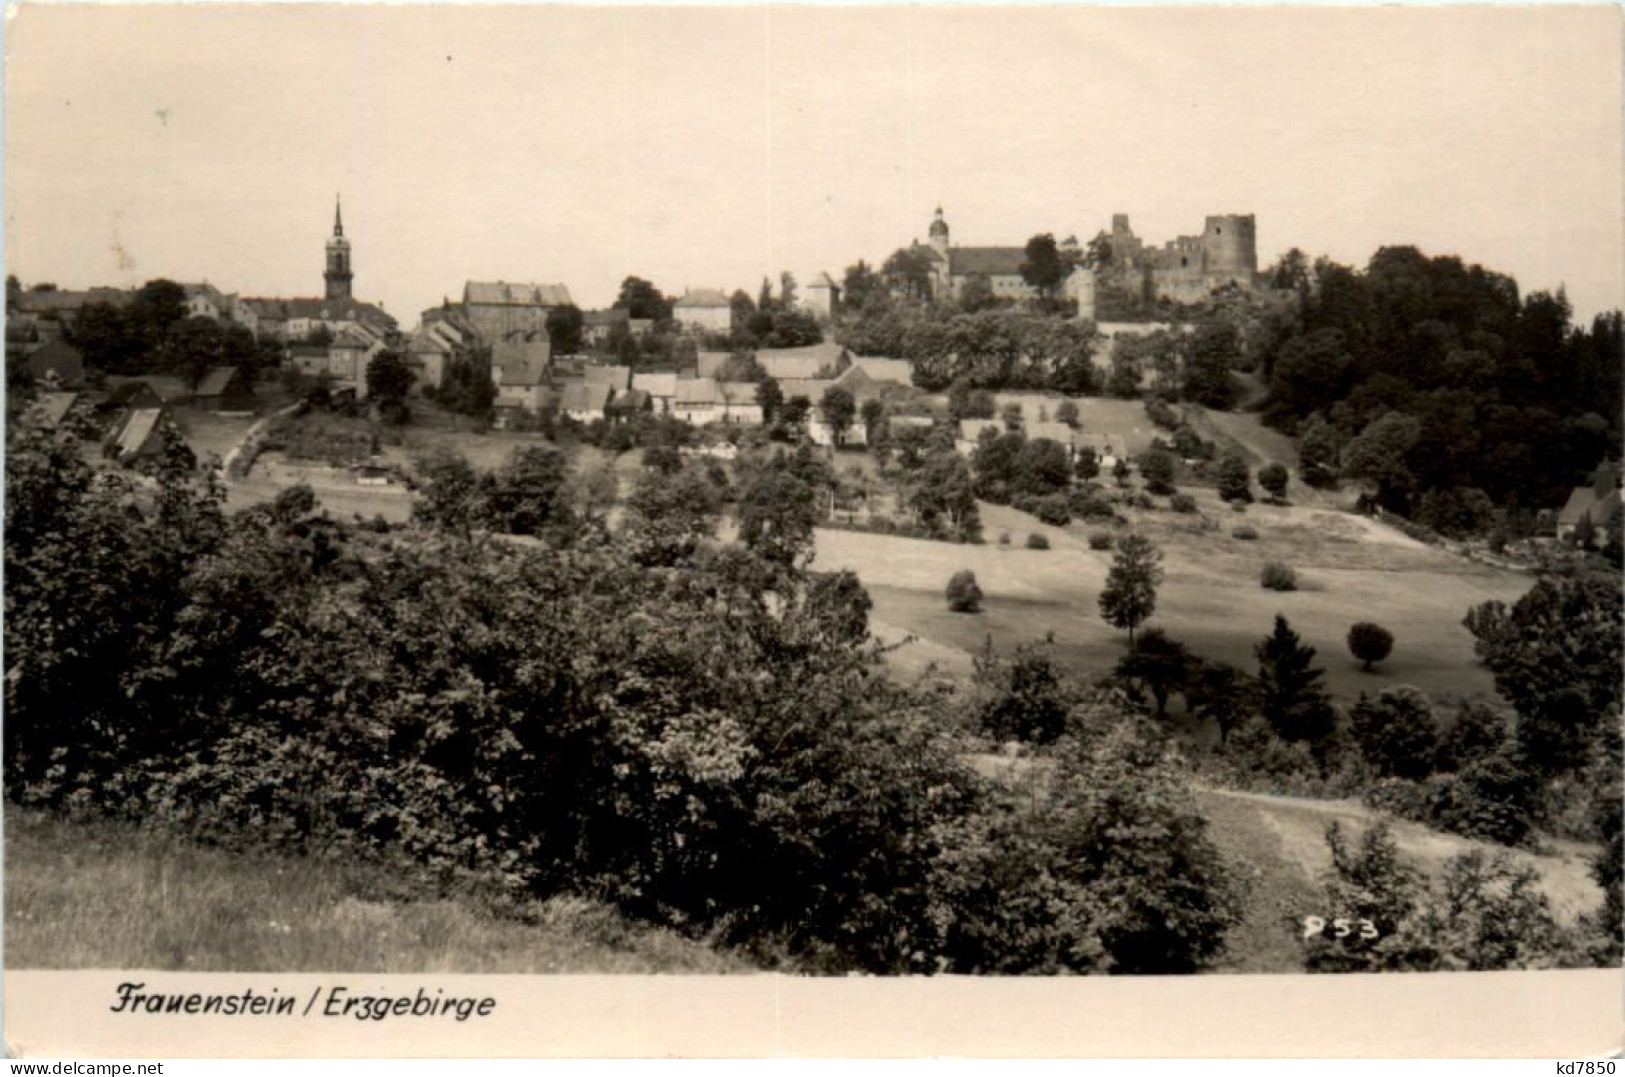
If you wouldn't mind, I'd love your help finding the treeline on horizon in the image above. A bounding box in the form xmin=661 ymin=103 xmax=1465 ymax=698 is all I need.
xmin=833 ymin=242 xmax=1624 ymax=529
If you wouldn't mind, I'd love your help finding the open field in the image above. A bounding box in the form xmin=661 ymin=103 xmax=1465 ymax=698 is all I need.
xmin=4 ymin=811 xmax=746 ymax=973
xmin=823 ymin=483 xmax=1532 ymax=708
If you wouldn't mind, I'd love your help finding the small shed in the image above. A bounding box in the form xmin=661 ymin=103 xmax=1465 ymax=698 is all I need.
xmin=193 ymin=366 xmax=254 ymax=410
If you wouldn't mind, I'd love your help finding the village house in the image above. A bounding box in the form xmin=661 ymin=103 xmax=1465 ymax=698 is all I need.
xmin=955 ymin=418 xmax=1004 ymax=456
xmin=631 ymin=371 xmax=679 ymax=414
xmin=582 ymin=308 xmax=654 ymax=347
xmin=193 ymin=366 xmax=255 ymax=411
xmin=103 ymin=406 xmax=179 ymax=466
xmin=561 ymin=382 xmax=614 ymax=424
xmin=491 ymin=342 xmax=552 ymax=415
xmin=673 ymin=289 xmax=733 ymax=334
xmin=607 ymin=388 xmax=652 ymax=422
xmin=1556 ymin=461 xmax=1623 ymax=543
xmin=29 ymin=391 xmax=87 ymax=430
xmin=850 ymin=355 xmax=913 ymax=387
xmin=804 ymin=273 xmax=840 ymax=319
xmin=582 ymin=364 xmax=632 ymax=392
xmin=24 ymin=338 xmax=86 ymax=388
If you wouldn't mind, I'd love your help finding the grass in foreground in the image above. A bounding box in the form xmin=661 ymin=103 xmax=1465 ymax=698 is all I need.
xmin=4 ymin=810 xmax=750 ymax=973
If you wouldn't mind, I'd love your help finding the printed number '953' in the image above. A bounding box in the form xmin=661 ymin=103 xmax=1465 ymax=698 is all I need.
xmin=1302 ymin=916 xmax=1379 ymax=940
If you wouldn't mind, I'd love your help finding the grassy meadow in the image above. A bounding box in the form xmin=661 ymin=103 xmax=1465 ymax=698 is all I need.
xmin=4 ymin=811 xmax=747 ymax=973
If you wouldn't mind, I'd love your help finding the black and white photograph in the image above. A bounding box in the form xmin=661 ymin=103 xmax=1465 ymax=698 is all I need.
xmin=2 ymin=2 xmax=1620 ymax=1059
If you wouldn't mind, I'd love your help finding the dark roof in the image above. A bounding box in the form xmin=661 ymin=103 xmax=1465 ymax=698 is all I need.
xmin=675 ymin=288 xmax=730 ymax=308
xmin=194 ymin=366 xmax=249 ymax=398
xmin=948 ymin=247 xmax=1027 ymax=277
xmin=464 ymin=281 xmax=573 ymax=307
xmin=609 ymin=389 xmax=652 ymax=413
xmin=583 ymin=308 xmax=631 ymax=327
xmin=242 ymin=297 xmax=397 ymax=330
xmin=26 ymin=337 xmax=85 ymax=375
xmin=102 ymin=380 xmax=163 ymax=410
xmin=13 ymin=287 xmax=133 ymax=315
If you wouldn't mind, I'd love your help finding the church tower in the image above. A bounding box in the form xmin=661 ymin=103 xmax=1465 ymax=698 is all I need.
xmin=928 ymin=205 xmax=951 ymax=259
xmin=324 ymin=196 xmax=353 ymax=302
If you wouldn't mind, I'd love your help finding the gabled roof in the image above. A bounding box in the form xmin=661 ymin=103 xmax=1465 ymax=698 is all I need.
xmin=463 ymin=281 xmax=573 ymax=308
xmin=632 ymin=371 xmax=678 ymax=398
xmin=850 ymin=356 xmax=912 ymax=385
xmin=32 ymin=392 xmax=81 ymax=427
xmin=675 ymin=288 xmax=731 ymax=309
xmin=13 ymin=287 xmax=133 ymax=315
xmin=493 ymin=338 xmax=551 ymax=372
xmin=583 ymin=364 xmax=631 ymax=390
xmin=674 ymin=379 xmax=724 ymax=405
xmin=102 ymin=380 xmax=163 ymax=409
xmin=808 ymin=272 xmax=839 ymax=289
xmin=777 ymin=377 xmax=834 ymax=402
xmin=719 ymin=381 xmax=761 ymax=405
xmin=494 ymin=343 xmax=550 ymax=388
xmin=583 ymin=308 xmax=631 ymax=328
xmin=696 ymin=351 xmax=730 ymax=378
xmin=609 ymin=389 xmax=652 ymax=413
xmin=755 ymin=342 xmax=847 ymax=381
xmin=194 ymin=366 xmax=247 ymax=398
xmin=958 ymin=419 xmax=1004 ymax=443
xmin=242 ymin=296 xmax=397 ymax=330
xmin=1027 ymin=422 xmax=1078 ymax=447
xmin=113 ymin=408 xmax=166 ymax=460
xmin=948 ymin=246 xmax=1027 ymax=278
xmin=26 ymin=337 xmax=84 ymax=373
xmin=560 ymin=382 xmax=613 ymax=413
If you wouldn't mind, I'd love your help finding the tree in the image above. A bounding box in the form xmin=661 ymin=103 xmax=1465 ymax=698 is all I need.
xmin=1255 ymin=614 xmax=1334 ymax=743
xmin=1296 ymin=414 xmax=1343 ymax=487
xmin=615 ymin=277 xmax=670 ymax=321
xmin=1347 ymin=622 xmax=1395 ymax=671
xmin=411 ymin=449 xmax=487 ymax=539
xmin=882 ymin=247 xmax=935 ymax=301
xmin=1099 ymin=534 xmax=1162 ymax=644
xmin=959 ymin=274 xmax=995 ymax=312
xmin=1055 ymin=400 xmax=1080 ymax=428
xmin=1019 ymin=234 xmax=1064 ymax=299
xmin=1139 ymin=449 xmax=1176 ymax=496
xmin=976 ymin=638 xmax=1070 ymax=744
xmin=1349 ymin=686 xmax=1439 ymax=779
xmin=1186 ymin=660 xmax=1255 ymax=744
xmin=803 ymin=569 xmax=873 ymax=644
xmin=546 ymin=304 xmax=585 ymax=355
xmin=737 ymin=464 xmax=817 ymax=568
xmin=1433 ymin=703 xmax=1509 ymax=773
xmin=484 ymin=445 xmax=575 ymax=540
xmin=819 ymin=386 xmax=856 ymax=447
xmin=781 ymin=395 xmax=811 ymax=429
xmin=1182 ymin=322 xmax=1240 ymax=409
xmin=859 ymin=399 xmax=887 ymax=443
xmin=1342 ymin=412 xmax=1423 ymax=508
xmin=1258 ymin=462 xmax=1290 ymax=502
xmin=778 ymin=271 xmax=799 ymax=311
xmin=1215 ymin=453 xmax=1253 ymax=503
xmin=840 ymin=261 xmax=883 ymax=312
xmin=1013 ymin=438 xmax=1073 ymax=500
xmin=1114 ymin=628 xmax=1194 ymax=717
xmin=1464 ymin=570 xmax=1622 ymax=775
xmin=365 ymin=349 xmax=415 ymax=421
xmin=756 ymin=377 xmax=784 ymax=426
xmin=622 ymin=465 xmax=722 ymax=566
xmin=945 ymin=569 xmax=983 ymax=613
xmin=729 ymin=289 xmax=756 ymax=332
xmin=912 ymin=451 xmax=981 ymax=542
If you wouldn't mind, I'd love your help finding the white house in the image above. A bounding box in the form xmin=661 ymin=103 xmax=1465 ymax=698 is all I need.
xmin=674 ymin=289 xmax=733 ymax=334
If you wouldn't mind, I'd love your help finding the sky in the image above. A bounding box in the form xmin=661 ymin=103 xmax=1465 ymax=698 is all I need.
xmin=6 ymin=4 xmax=1622 ymax=325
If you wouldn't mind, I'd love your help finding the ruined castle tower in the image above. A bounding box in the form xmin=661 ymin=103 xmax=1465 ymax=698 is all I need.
xmin=324 ymin=196 xmax=353 ymax=302
xmin=1200 ymin=214 xmax=1257 ymax=280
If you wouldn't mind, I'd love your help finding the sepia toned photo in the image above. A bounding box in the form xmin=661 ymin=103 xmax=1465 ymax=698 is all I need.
xmin=2 ymin=2 xmax=1621 ymax=1059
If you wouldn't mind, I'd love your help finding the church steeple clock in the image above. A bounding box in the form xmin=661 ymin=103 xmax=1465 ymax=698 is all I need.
xmin=324 ymin=196 xmax=353 ymax=301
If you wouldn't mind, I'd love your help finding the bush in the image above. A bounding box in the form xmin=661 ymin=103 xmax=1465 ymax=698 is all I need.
xmin=998 ymin=531 xmax=1011 ymax=546
xmin=1231 ymin=525 xmax=1259 ymax=541
xmin=1347 ymin=622 xmax=1395 ymax=671
xmin=1349 ymin=686 xmax=1439 ymax=780
xmin=1260 ymin=561 xmax=1298 ymax=591
xmin=1025 ymin=533 xmax=1050 ymax=550
xmin=1088 ymin=532 xmax=1115 ymax=551
xmin=1258 ymin=462 xmax=1290 ymax=502
xmin=946 ymin=570 xmax=983 ymax=613
xmin=1069 ymin=488 xmax=1115 ymax=521
xmin=1169 ymin=493 xmax=1198 ymax=514
xmin=1030 ymin=494 xmax=1071 ymax=527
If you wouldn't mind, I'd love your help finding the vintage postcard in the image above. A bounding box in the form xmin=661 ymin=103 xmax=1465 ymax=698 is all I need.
xmin=3 ymin=2 xmax=1621 ymax=1059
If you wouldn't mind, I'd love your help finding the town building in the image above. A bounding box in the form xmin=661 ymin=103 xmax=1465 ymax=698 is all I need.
xmin=673 ymin=289 xmax=733 ymax=334
xmin=461 ymin=281 xmax=573 ymax=345
xmin=804 ymin=273 xmax=841 ymax=319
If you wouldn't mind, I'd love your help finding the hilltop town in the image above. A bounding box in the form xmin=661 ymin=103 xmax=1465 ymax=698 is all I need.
xmin=7 ymin=192 xmax=1622 ymax=982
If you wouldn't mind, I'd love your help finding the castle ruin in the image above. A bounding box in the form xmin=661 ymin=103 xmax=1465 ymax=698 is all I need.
xmin=1104 ymin=212 xmax=1258 ymax=304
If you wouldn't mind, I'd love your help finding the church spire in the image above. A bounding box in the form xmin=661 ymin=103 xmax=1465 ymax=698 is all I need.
xmin=333 ymin=194 xmax=344 ymax=238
